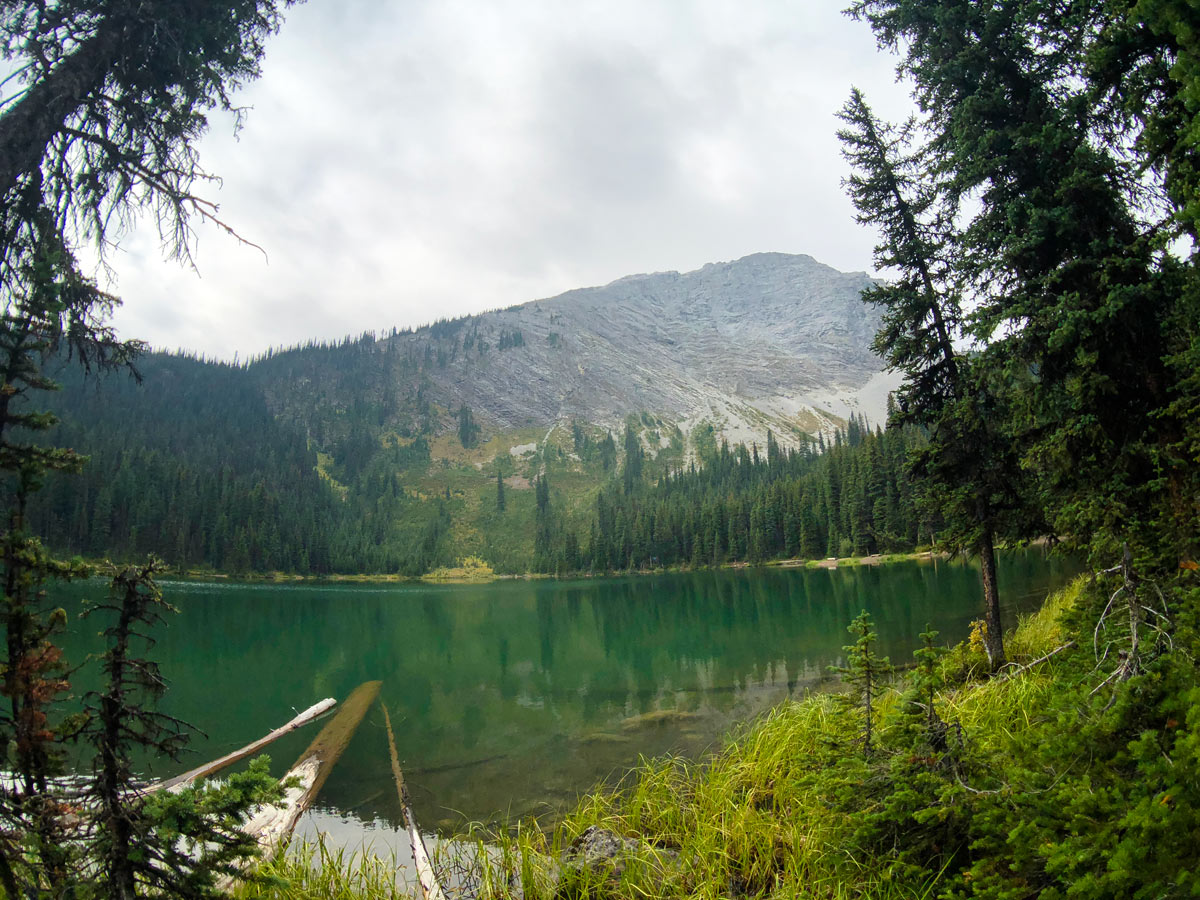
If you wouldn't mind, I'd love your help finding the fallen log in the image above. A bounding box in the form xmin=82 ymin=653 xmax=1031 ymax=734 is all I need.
xmin=383 ymin=702 xmax=448 ymax=900
xmin=219 ymin=681 xmax=382 ymax=890
xmin=150 ymin=698 xmax=337 ymax=793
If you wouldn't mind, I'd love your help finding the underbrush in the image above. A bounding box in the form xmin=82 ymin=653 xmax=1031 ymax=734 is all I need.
xmin=419 ymin=555 xmax=497 ymax=583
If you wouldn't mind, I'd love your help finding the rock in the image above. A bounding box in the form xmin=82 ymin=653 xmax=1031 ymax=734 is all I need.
xmin=620 ymin=709 xmax=702 ymax=731
xmin=563 ymin=826 xmax=643 ymax=878
xmin=555 ymin=826 xmax=683 ymax=896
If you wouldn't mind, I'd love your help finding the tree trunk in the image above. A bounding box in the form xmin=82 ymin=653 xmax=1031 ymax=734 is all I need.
xmin=863 ymin=665 xmax=873 ymax=753
xmin=383 ymin=703 xmax=447 ymax=900
xmin=218 ymin=680 xmax=381 ymax=891
xmin=98 ymin=596 xmax=137 ymax=900
xmin=979 ymin=527 xmax=1006 ymax=671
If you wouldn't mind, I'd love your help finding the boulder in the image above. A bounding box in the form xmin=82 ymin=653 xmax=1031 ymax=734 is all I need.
xmin=555 ymin=826 xmax=683 ymax=896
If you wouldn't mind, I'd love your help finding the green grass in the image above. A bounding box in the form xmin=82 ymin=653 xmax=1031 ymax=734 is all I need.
xmin=315 ymin=452 xmax=350 ymax=500
xmin=235 ymin=837 xmax=410 ymax=900
xmin=421 ymin=555 xmax=497 ymax=582
xmin=403 ymin=425 xmax=613 ymax=574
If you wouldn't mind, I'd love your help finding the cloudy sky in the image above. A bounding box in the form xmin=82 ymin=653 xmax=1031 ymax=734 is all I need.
xmin=99 ymin=1 xmax=916 ymax=360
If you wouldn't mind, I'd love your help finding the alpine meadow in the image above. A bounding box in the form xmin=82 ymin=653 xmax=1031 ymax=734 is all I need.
xmin=1 ymin=1 xmax=1200 ymax=899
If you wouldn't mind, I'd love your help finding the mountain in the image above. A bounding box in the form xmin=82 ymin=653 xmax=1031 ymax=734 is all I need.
xmin=255 ymin=252 xmax=893 ymax=451
xmin=32 ymin=251 xmax=899 ymax=575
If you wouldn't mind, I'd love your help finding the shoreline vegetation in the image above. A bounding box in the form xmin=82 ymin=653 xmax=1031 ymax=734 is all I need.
xmin=148 ymin=548 xmax=955 ymax=586
xmin=240 ymin=573 xmax=1178 ymax=900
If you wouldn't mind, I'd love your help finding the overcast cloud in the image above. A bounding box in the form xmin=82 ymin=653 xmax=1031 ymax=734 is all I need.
xmin=96 ymin=1 xmax=916 ymax=360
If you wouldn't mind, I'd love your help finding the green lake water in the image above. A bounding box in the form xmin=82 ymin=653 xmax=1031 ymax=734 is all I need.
xmin=52 ymin=552 xmax=1076 ymax=853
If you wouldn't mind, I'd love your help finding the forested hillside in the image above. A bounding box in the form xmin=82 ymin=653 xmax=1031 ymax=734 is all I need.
xmin=568 ymin=415 xmax=932 ymax=573
xmin=32 ymin=354 xmax=453 ymax=575
xmin=32 ymin=348 xmax=921 ymax=575
xmin=22 ymin=251 xmax=911 ymax=578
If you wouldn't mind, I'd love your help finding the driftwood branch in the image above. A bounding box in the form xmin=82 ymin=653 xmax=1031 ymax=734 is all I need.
xmin=217 ymin=681 xmax=382 ymax=891
xmin=383 ymin=702 xmax=447 ymax=900
xmin=149 ymin=698 xmax=337 ymax=793
xmin=995 ymin=641 xmax=1077 ymax=683
xmin=1091 ymin=546 xmax=1174 ymax=698
xmin=1094 ymin=581 xmax=1124 ymax=661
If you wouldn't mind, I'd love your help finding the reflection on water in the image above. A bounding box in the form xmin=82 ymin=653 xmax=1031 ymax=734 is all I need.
xmin=52 ymin=552 xmax=1077 ymax=841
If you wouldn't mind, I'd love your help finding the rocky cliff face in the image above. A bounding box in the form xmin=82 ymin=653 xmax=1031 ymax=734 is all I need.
xmin=258 ymin=252 xmax=896 ymax=449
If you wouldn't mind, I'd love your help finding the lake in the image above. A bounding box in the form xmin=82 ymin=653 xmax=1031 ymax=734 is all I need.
xmin=52 ymin=552 xmax=1076 ymax=857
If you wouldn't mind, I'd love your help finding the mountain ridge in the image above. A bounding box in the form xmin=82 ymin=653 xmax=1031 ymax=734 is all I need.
xmin=255 ymin=251 xmax=894 ymax=452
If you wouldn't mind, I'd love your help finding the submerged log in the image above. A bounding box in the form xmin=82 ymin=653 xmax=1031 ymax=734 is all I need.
xmin=150 ymin=698 xmax=337 ymax=793
xmin=219 ymin=681 xmax=382 ymax=889
xmin=383 ymin=702 xmax=448 ymax=900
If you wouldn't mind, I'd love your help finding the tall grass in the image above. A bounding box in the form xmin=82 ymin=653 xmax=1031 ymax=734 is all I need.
xmin=234 ymin=837 xmax=412 ymax=900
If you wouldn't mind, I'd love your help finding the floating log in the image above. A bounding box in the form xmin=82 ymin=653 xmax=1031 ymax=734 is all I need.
xmin=383 ymin=702 xmax=448 ymax=900
xmin=218 ymin=681 xmax=382 ymax=890
xmin=150 ymin=698 xmax=337 ymax=793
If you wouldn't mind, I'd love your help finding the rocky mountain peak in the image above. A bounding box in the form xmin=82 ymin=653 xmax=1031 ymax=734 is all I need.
xmin=261 ymin=252 xmax=896 ymax=452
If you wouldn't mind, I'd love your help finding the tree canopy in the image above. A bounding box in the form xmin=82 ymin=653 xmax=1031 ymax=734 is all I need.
xmin=847 ymin=0 xmax=1200 ymax=573
xmin=0 ymin=0 xmax=298 ymax=280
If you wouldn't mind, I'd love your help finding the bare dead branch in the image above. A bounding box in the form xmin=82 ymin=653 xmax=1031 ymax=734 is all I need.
xmin=996 ymin=640 xmax=1076 ymax=683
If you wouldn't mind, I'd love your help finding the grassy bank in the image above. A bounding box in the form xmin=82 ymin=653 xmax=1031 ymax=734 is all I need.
xmin=236 ymin=841 xmax=411 ymax=900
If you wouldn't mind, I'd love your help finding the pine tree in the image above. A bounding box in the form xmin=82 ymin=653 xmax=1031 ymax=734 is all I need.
xmin=837 ymin=86 xmax=1028 ymax=668
xmin=622 ymin=424 xmax=643 ymax=495
xmin=0 ymin=2 xmax=296 ymax=892
xmin=84 ymin=559 xmax=282 ymax=898
xmin=456 ymin=405 xmax=480 ymax=449
xmin=0 ymin=290 xmax=136 ymax=890
xmin=907 ymin=626 xmax=945 ymax=743
xmin=830 ymin=611 xmax=892 ymax=754
xmin=847 ymin=0 xmax=1183 ymax=574
xmin=533 ymin=473 xmax=553 ymax=570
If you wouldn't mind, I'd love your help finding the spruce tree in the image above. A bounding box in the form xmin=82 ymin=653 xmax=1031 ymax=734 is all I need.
xmin=0 ymin=283 xmax=136 ymax=891
xmin=838 ymin=87 xmax=1028 ymax=667
xmin=847 ymin=0 xmax=1182 ymax=573
xmin=0 ymin=2 xmax=297 ymax=892
xmin=831 ymin=611 xmax=892 ymax=754
xmin=84 ymin=560 xmax=282 ymax=898
xmin=622 ymin=423 xmax=643 ymax=495
xmin=456 ymin=405 xmax=480 ymax=448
